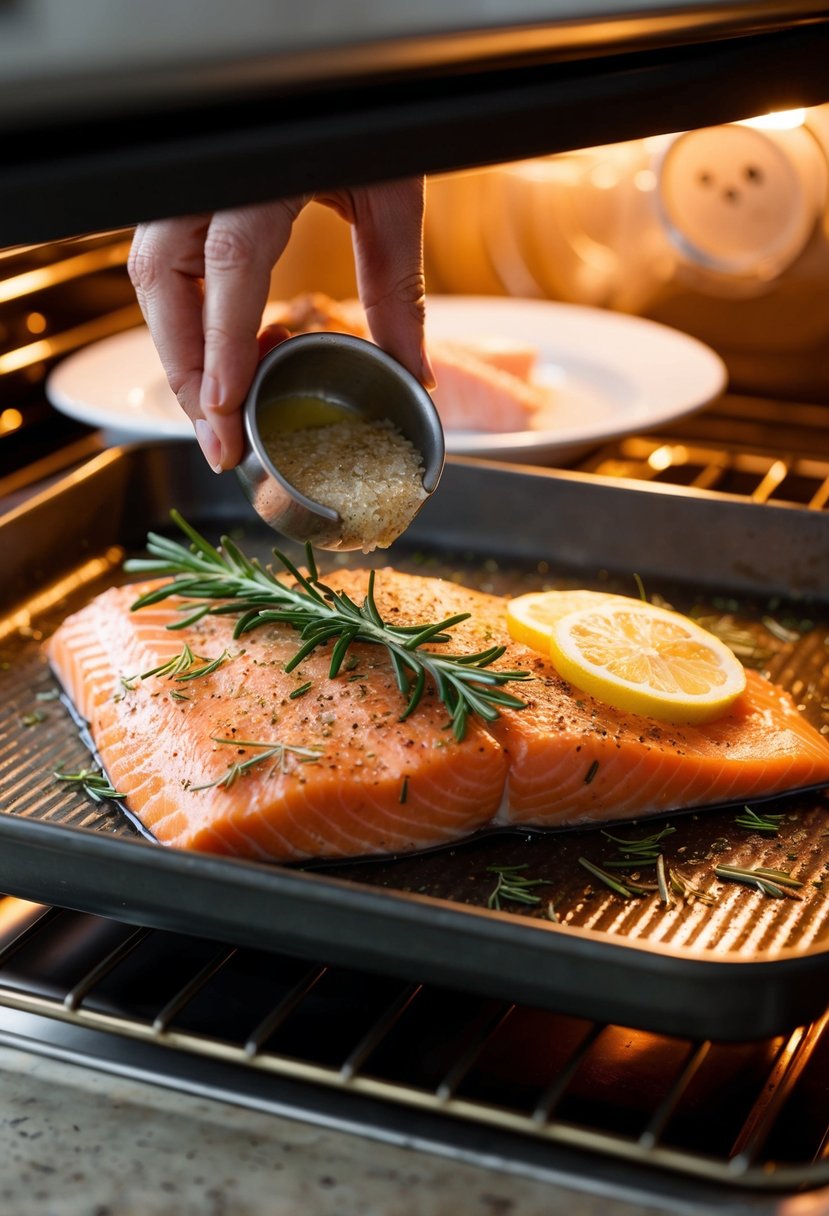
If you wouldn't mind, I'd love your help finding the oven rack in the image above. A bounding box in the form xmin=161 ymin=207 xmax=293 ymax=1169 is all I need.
xmin=584 ymin=396 xmax=829 ymax=510
xmin=0 ymin=896 xmax=825 ymax=1198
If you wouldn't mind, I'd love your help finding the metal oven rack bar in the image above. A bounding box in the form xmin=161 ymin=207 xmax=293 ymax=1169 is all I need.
xmin=0 ymin=897 xmax=825 ymax=1199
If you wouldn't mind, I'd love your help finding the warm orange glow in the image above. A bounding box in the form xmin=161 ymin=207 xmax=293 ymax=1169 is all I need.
xmin=0 ymin=303 xmax=143 ymax=374
xmin=0 ymin=239 xmax=132 ymax=305
xmin=0 ymin=549 xmax=123 ymax=643
xmin=0 ymin=896 xmax=48 ymax=944
xmin=0 ymin=408 xmax=23 ymax=434
xmin=647 ymin=443 xmax=679 ymax=472
xmin=739 ymin=108 xmax=807 ymax=131
xmin=25 ymin=311 xmax=47 ymax=334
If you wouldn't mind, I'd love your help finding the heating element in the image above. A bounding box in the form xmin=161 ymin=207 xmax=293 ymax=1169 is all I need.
xmin=0 ymin=896 xmax=826 ymax=1205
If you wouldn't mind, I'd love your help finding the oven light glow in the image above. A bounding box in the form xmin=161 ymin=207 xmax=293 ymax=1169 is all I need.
xmin=0 ymin=407 xmax=23 ymax=434
xmin=738 ymin=108 xmax=807 ymax=131
xmin=589 ymin=163 xmax=620 ymax=190
xmin=647 ymin=444 xmax=678 ymax=472
xmin=25 ymin=311 xmax=47 ymax=335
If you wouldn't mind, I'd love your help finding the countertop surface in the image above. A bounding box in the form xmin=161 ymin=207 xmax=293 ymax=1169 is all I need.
xmin=0 ymin=1043 xmax=766 ymax=1216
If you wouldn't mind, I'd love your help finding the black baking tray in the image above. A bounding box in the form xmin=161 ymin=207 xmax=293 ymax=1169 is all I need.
xmin=1 ymin=442 xmax=828 ymax=1041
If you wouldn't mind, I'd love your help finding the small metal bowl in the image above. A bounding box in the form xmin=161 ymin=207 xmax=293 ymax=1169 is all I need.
xmin=236 ymin=332 xmax=445 ymax=550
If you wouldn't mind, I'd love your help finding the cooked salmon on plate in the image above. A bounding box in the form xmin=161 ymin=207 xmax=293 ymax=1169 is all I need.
xmin=265 ymin=292 xmax=549 ymax=433
xmin=47 ymin=557 xmax=829 ymax=863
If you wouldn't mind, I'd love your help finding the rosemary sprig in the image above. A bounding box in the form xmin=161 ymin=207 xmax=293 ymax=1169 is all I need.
xmin=191 ymin=736 xmax=324 ymax=792
xmin=599 ymin=824 xmax=676 ymax=868
xmin=714 ymin=863 xmax=804 ymax=899
xmin=54 ymin=766 xmax=121 ymax=802
xmin=124 ymin=511 xmax=531 ymax=741
xmin=734 ymin=805 xmax=784 ymax=834
xmin=486 ymin=864 xmax=545 ymax=910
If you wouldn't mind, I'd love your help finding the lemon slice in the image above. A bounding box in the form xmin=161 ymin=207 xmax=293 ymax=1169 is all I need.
xmin=548 ymin=599 xmax=747 ymax=724
xmin=507 ymin=589 xmax=634 ymax=655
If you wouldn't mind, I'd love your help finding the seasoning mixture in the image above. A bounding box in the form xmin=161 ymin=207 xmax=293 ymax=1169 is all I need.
xmin=263 ymin=413 xmax=427 ymax=552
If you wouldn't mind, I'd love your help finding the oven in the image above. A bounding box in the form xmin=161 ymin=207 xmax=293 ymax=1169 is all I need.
xmin=1 ymin=5 xmax=828 ymax=1214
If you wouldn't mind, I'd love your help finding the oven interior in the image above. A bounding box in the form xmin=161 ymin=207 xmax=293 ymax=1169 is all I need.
xmin=0 ymin=894 xmax=826 ymax=1210
xmin=2 ymin=9 xmax=829 ymax=1208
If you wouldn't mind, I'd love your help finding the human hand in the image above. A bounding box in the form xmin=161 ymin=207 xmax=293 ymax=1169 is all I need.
xmin=128 ymin=177 xmax=432 ymax=471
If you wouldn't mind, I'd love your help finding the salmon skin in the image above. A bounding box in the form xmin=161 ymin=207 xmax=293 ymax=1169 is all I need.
xmin=48 ymin=569 xmax=829 ymax=862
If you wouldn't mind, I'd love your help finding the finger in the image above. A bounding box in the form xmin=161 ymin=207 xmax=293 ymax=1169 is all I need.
xmin=128 ymin=215 xmax=211 ymax=432
xmin=320 ymin=178 xmax=432 ymax=387
xmin=257 ymin=322 xmax=292 ymax=360
xmin=200 ymin=198 xmax=306 ymax=468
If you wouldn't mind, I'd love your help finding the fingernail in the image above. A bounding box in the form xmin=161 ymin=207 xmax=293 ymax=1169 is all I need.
xmin=195 ymin=418 xmax=222 ymax=473
xmin=420 ymin=343 xmax=437 ymax=391
xmin=201 ymin=373 xmax=222 ymax=411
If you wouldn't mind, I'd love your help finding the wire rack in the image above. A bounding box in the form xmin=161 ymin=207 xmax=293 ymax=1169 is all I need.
xmin=0 ymin=896 xmax=825 ymax=1196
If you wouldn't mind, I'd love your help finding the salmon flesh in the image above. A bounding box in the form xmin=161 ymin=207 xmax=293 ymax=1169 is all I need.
xmin=48 ymin=568 xmax=829 ymax=862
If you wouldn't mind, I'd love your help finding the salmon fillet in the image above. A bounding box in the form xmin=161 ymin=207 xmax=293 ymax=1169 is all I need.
xmin=48 ymin=569 xmax=829 ymax=861
xmin=48 ymin=578 xmax=508 ymax=861
xmin=428 ymin=340 xmax=549 ymax=432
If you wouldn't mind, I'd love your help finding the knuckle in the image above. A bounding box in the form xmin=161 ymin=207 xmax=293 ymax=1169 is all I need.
xmin=395 ymin=270 xmax=427 ymax=312
xmin=127 ymin=239 xmax=160 ymax=295
xmin=203 ymin=222 xmax=259 ymax=273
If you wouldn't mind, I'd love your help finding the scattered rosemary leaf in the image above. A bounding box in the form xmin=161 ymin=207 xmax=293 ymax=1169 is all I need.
xmin=656 ymin=854 xmax=672 ymax=905
xmin=289 ymin=681 xmax=313 ymax=700
xmin=191 ymin=736 xmax=324 ymax=791
xmin=734 ymin=805 xmax=784 ymax=834
xmin=176 ymin=648 xmax=232 ymax=682
xmin=669 ymin=867 xmax=718 ymax=906
xmin=54 ymin=767 xmax=121 ymax=802
xmin=35 ymin=689 xmax=60 ymax=702
xmin=21 ymin=710 xmax=45 ymax=727
xmin=761 ymin=616 xmax=801 ymax=644
xmin=578 ymin=856 xmax=649 ymax=898
xmin=170 ymin=691 xmax=191 ymax=702
xmin=399 ymin=776 xmax=408 ymax=804
xmin=714 ymin=863 xmax=803 ymax=899
xmin=486 ymin=864 xmax=544 ymax=911
xmin=584 ymin=760 xmax=599 ymax=785
xmin=600 ymin=824 xmax=676 ymax=868
xmin=140 ymin=642 xmax=202 ymax=680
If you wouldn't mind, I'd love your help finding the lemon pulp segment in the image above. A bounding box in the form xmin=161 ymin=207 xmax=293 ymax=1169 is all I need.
xmin=548 ymin=600 xmax=747 ymax=724
xmin=506 ymin=589 xmax=630 ymax=654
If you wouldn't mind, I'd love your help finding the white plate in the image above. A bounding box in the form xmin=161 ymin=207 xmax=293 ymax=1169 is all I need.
xmin=46 ymin=296 xmax=726 ymax=463
xmin=426 ymin=296 xmax=726 ymax=462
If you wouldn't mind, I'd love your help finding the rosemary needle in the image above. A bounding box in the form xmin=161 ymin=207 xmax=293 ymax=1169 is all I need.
xmin=124 ymin=510 xmax=531 ymax=741
xmin=191 ymin=737 xmax=324 ymax=792
xmin=714 ymin=863 xmax=804 ymax=899
xmin=578 ymin=856 xmax=650 ymax=898
xmin=486 ymin=864 xmax=545 ymax=910
xmin=138 ymin=643 xmax=232 ymax=683
xmin=54 ymin=767 xmax=121 ymax=803
xmin=733 ymin=805 xmax=784 ymax=834
xmin=599 ymin=824 xmax=676 ymax=868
